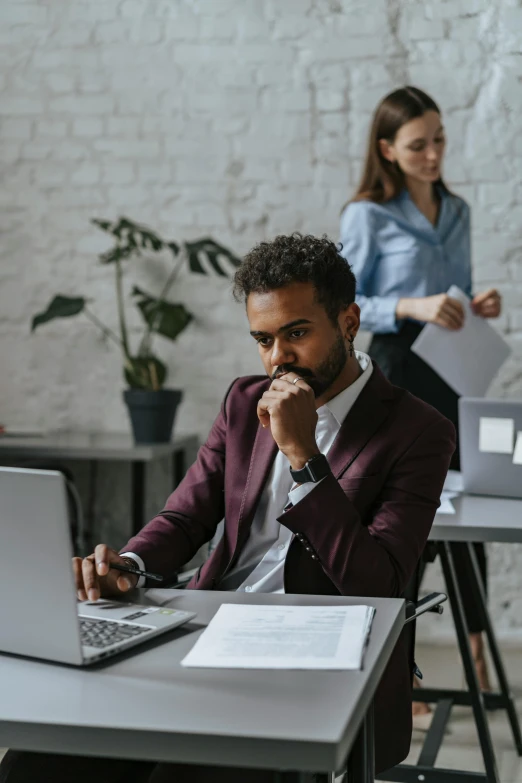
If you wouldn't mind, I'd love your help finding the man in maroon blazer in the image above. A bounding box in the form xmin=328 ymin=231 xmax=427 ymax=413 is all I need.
xmin=2 ymin=234 xmax=455 ymax=783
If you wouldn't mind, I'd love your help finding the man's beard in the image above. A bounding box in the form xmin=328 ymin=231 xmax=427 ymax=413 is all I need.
xmin=271 ymin=330 xmax=348 ymax=398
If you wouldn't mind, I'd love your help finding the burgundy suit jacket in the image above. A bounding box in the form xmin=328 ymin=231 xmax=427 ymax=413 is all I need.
xmin=124 ymin=365 xmax=455 ymax=773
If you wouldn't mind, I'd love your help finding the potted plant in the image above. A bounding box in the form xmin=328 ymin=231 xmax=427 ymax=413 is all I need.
xmin=31 ymin=217 xmax=240 ymax=443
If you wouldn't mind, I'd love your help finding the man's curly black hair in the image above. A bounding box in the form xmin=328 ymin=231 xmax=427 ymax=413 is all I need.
xmin=233 ymin=232 xmax=356 ymax=325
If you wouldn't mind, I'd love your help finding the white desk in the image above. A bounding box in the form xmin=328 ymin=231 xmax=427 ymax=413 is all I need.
xmin=431 ymin=493 xmax=522 ymax=543
xmin=0 ymin=590 xmax=405 ymax=782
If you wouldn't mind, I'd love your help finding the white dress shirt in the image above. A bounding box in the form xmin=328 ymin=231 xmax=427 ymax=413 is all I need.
xmin=124 ymin=352 xmax=373 ymax=592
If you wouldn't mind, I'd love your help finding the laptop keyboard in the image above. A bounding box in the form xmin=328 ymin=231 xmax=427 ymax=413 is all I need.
xmin=80 ymin=617 xmax=151 ymax=649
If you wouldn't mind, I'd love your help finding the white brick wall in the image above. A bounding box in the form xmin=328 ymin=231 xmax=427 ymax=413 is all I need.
xmin=1 ymin=0 xmax=522 ymax=637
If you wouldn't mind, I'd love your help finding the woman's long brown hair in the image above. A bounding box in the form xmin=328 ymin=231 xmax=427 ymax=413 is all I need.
xmin=350 ymin=86 xmax=453 ymax=205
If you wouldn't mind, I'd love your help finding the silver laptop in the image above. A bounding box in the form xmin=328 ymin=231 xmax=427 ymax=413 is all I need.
xmin=459 ymin=398 xmax=522 ymax=499
xmin=0 ymin=467 xmax=196 ymax=665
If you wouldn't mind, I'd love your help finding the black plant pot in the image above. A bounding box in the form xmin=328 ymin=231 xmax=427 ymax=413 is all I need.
xmin=123 ymin=389 xmax=182 ymax=444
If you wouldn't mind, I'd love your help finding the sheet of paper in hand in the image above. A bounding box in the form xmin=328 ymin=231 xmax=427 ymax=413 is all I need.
xmin=411 ymin=285 xmax=510 ymax=397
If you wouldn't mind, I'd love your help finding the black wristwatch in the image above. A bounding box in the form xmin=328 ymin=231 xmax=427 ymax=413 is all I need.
xmin=289 ymin=453 xmax=331 ymax=484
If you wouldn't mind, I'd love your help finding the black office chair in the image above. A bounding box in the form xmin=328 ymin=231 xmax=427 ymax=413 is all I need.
xmin=340 ymin=592 xmax=447 ymax=783
xmin=405 ymin=591 xmax=447 ymax=624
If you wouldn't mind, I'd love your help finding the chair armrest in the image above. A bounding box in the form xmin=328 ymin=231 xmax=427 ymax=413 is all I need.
xmin=405 ymin=592 xmax=447 ymax=624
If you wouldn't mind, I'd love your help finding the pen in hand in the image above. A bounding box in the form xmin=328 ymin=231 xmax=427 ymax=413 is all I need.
xmin=110 ymin=562 xmax=164 ymax=583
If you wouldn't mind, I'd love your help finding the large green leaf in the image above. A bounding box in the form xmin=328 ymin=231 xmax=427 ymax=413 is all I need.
xmin=91 ymin=219 xmax=112 ymax=232
xmin=98 ymin=243 xmax=136 ymax=265
xmin=92 ymin=217 xmax=164 ymax=263
xmin=184 ymin=237 xmax=241 ymax=276
xmin=132 ymin=286 xmax=193 ymax=341
xmin=31 ymin=295 xmax=86 ymax=332
xmin=124 ymin=355 xmax=167 ymax=390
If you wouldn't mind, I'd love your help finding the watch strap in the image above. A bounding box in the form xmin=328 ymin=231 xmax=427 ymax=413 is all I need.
xmin=289 ymin=453 xmax=331 ymax=484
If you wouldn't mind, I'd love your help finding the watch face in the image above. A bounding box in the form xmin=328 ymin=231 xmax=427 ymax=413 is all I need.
xmin=310 ymin=455 xmax=329 ymax=481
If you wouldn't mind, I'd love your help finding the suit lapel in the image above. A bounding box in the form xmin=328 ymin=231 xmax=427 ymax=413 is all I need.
xmin=228 ymin=365 xmax=394 ymax=559
xmin=328 ymin=365 xmax=394 ymax=477
xmin=234 ymin=421 xmax=278 ymax=548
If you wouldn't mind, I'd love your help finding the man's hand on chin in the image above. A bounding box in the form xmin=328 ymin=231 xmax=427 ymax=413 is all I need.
xmin=257 ymin=372 xmax=320 ymax=469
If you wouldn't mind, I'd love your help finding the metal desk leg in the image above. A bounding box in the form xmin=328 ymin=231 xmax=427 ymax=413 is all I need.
xmin=346 ymin=700 xmax=375 ymax=783
xmin=440 ymin=542 xmax=499 ymax=783
xmin=377 ymin=542 xmax=507 ymax=783
xmin=131 ymin=460 xmax=146 ymax=537
xmin=466 ymin=542 xmax=522 ymax=755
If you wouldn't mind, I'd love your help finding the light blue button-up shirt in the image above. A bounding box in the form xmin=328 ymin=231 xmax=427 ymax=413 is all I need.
xmin=339 ymin=189 xmax=472 ymax=334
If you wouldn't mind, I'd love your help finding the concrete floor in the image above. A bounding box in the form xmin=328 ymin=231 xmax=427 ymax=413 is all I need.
xmin=2 ymin=642 xmax=522 ymax=781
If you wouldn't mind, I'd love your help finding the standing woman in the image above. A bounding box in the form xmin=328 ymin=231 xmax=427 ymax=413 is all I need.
xmin=339 ymin=86 xmax=501 ymax=710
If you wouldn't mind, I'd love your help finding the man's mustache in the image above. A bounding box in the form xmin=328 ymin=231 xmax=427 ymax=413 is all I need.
xmin=270 ymin=366 xmax=314 ymax=381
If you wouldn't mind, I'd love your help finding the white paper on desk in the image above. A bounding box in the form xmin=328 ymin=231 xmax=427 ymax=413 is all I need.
xmin=438 ymin=491 xmax=456 ymax=515
xmin=479 ymin=416 xmax=514 ymax=454
xmin=181 ymin=603 xmax=375 ymax=670
xmin=411 ymin=286 xmax=511 ymax=397
xmin=513 ymin=432 xmax=522 ymax=465
xmin=443 ymin=470 xmax=464 ymax=494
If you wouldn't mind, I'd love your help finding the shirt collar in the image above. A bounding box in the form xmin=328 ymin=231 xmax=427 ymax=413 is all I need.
xmin=318 ymin=351 xmax=373 ymax=427
xmin=398 ymin=186 xmax=448 ymax=234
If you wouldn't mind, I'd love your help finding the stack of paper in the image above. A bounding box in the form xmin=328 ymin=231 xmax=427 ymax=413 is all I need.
xmin=439 ymin=492 xmax=456 ymax=515
xmin=443 ymin=470 xmax=464 ymax=494
xmin=438 ymin=470 xmax=464 ymax=515
xmin=181 ymin=603 xmax=375 ymax=670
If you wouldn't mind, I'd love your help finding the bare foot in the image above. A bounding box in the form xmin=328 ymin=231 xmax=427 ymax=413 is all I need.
xmin=469 ymin=632 xmax=492 ymax=692
xmin=412 ymin=701 xmax=432 ymax=716
xmin=412 ymin=674 xmax=432 ymax=716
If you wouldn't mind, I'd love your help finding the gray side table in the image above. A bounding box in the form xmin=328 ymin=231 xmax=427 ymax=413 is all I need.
xmin=0 ymin=431 xmax=199 ymax=553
